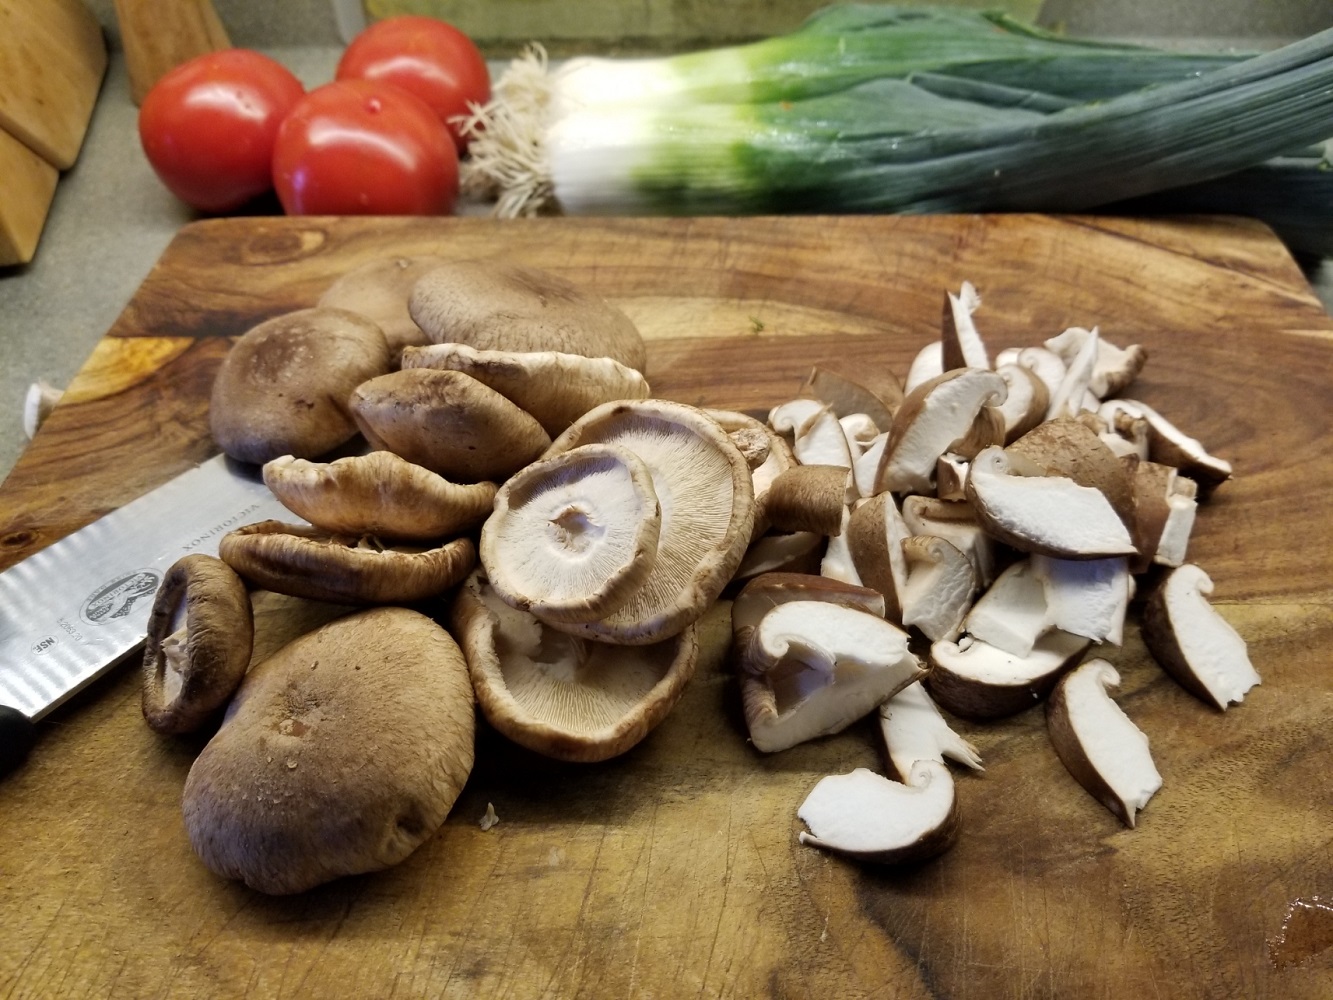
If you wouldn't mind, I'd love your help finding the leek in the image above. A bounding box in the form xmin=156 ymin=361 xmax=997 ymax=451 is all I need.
xmin=545 ymin=6 xmax=1245 ymax=116
xmin=463 ymin=12 xmax=1333 ymax=222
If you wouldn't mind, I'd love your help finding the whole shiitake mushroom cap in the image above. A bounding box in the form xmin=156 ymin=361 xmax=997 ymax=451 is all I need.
xmin=209 ymin=307 xmax=392 ymax=465
xmin=219 ymin=520 xmax=476 ymax=605
xmin=316 ymin=255 xmax=446 ymax=359
xmin=407 ymin=259 xmax=647 ymax=373
xmin=142 ymin=555 xmax=254 ymax=735
xmin=350 ymin=368 xmax=551 ymax=483
xmin=182 ymin=607 xmax=475 ymax=895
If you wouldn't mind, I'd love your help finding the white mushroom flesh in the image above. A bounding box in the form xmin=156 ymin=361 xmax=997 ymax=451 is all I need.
xmin=1031 ymin=555 xmax=1131 ymax=645
xmin=797 ymin=761 xmax=955 ymax=858
xmin=1052 ymin=659 xmax=1162 ymax=826
xmin=904 ymin=341 xmax=944 ymax=395
xmin=879 ymin=681 xmax=983 ymax=778
xmin=962 ymin=559 xmax=1049 ymax=659
xmin=819 ymin=507 xmax=862 ymax=585
xmin=1159 ymin=565 xmax=1260 ymax=707
xmin=931 ymin=629 xmax=1090 ymax=686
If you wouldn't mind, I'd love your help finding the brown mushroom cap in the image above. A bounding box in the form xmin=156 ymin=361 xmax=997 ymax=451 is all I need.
xmin=481 ymin=444 xmax=662 ymax=625
xmin=219 ymin=520 xmax=476 ymax=605
xmin=262 ymin=452 xmax=497 ymax=541
xmin=451 ymin=571 xmax=697 ymax=762
xmin=316 ymin=255 xmax=446 ymax=359
xmin=142 ymin=555 xmax=254 ymax=735
xmin=349 ymin=368 xmax=551 ymax=483
xmin=539 ymin=400 xmax=756 ymax=645
xmin=182 ymin=607 xmax=475 ymax=894
xmin=407 ymin=260 xmax=647 ymax=373
xmin=402 ymin=343 xmax=651 ymax=437
xmin=209 ymin=307 xmax=392 ymax=465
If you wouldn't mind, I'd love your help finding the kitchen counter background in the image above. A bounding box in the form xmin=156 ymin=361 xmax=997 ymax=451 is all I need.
xmin=1 ymin=4 xmax=1330 ymax=483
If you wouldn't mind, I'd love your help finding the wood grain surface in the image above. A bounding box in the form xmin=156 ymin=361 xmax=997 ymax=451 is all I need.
xmin=1 ymin=214 xmax=1331 ymax=999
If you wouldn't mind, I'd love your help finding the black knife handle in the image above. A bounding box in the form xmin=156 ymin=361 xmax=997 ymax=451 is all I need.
xmin=0 ymin=706 xmax=36 ymax=777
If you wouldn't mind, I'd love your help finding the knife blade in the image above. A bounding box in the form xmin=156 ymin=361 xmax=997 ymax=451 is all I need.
xmin=0 ymin=454 xmax=294 ymax=774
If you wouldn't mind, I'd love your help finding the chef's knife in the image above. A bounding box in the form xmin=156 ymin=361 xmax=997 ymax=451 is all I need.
xmin=0 ymin=454 xmax=294 ymax=776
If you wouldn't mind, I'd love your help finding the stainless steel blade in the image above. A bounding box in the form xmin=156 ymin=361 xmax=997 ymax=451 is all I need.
xmin=0 ymin=455 xmax=293 ymax=721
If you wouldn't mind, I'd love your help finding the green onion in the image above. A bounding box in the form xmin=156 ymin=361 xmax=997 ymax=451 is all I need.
xmin=462 ymin=10 xmax=1333 ymax=222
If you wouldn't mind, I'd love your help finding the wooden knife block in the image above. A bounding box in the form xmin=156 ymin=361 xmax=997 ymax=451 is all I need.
xmin=0 ymin=0 xmax=107 ymax=266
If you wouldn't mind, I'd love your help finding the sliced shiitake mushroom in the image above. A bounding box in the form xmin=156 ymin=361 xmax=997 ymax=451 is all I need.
xmin=1141 ymin=563 xmax=1260 ymax=710
xmin=1047 ymin=658 xmax=1162 ymax=828
xmin=182 ymin=607 xmax=475 ymax=894
xmin=797 ymin=761 xmax=960 ymax=864
xmin=879 ymin=681 xmax=983 ymax=783
xmin=142 ymin=555 xmax=254 ymax=735
xmin=927 ymin=630 xmax=1092 ymax=719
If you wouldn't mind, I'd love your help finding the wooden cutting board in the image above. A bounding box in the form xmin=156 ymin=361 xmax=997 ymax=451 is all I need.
xmin=2 ymin=214 xmax=1331 ymax=999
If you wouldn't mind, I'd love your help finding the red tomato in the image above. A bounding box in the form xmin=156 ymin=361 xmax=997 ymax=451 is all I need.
xmin=138 ymin=49 xmax=305 ymax=213
xmin=336 ymin=16 xmax=489 ymax=152
xmin=272 ymin=80 xmax=459 ymax=216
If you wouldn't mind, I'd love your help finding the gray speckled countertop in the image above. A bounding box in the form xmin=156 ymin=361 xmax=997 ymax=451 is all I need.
xmin=0 ymin=42 xmax=1330 ymax=484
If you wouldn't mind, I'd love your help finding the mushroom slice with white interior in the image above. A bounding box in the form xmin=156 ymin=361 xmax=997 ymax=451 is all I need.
xmin=879 ymin=681 xmax=983 ymax=783
xmin=731 ymin=572 xmax=885 ymax=633
xmin=935 ymin=452 xmax=969 ymax=502
xmin=760 ymin=465 xmax=854 ymax=538
xmin=962 ymin=559 xmax=1049 ymax=659
xmin=899 ymin=535 xmax=976 ymax=643
xmin=904 ymin=341 xmax=944 ymax=395
xmin=451 ymin=571 xmax=697 ymax=762
xmin=739 ymin=601 xmax=922 ymax=753
xmin=966 ymin=447 xmax=1137 ymax=560
xmin=875 ymin=368 xmax=1008 ymax=495
xmin=481 ymin=444 xmax=661 ymax=625
xmin=1044 ymin=326 xmax=1147 ymax=400
xmin=1015 ymin=346 xmax=1067 ymax=404
xmin=541 ymin=400 xmax=755 ymax=645
xmin=209 ymin=307 xmax=392 ymax=466
xmin=317 ymin=255 xmax=445 ymax=358
xmin=839 ymin=413 xmax=880 ymax=460
xmin=401 ymin=343 xmax=650 ymax=437
xmin=1101 ymin=399 xmax=1232 ymax=496
xmin=1046 ymin=658 xmax=1162 ymax=828
xmin=1044 ymin=326 xmax=1099 ymax=419
xmin=847 ymin=492 xmax=911 ymax=620
xmin=142 ymin=555 xmax=254 ymax=735
xmin=900 ymin=495 xmax=998 ymax=589
xmin=1005 ymin=416 xmax=1135 ymax=529
xmin=219 ymin=520 xmax=476 ymax=605
xmin=995 ymin=363 xmax=1049 ymax=444
xmin=774 ymin=401 xmax=854 ymax=469
xmin=182 ymin=607 xmax=474 ymax=894
xmin=1031 ymin=555 xmax=1131 ymax=646
xmin=927 ymin=629 xmax=1092 ymax=719
xmin=852 ymin=432 xmax=889 ymax=499
xmin=797 ymin=761 xmax=960 ymax=864
xmin=1140 ymin=563 xmax=1260 ymax=710
xmin=407 ymin=259 xmax=647 ymax=373
xmin=350 ymin=368 xmax=551 ymax=483
xmin=940 ymin=282 xmax=990 ymax=371
xmin=263 ymin=452 xmax=497 ymax=541
xmin=800 ymin=365 xmax=899 ymax=431
xmin=732 ymin=530 xmax=825 ymax=582
xmin=819 ymin=506 xmax=862 ymax=586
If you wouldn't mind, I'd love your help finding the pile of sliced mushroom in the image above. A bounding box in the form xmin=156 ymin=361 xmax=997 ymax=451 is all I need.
xmin=147 ymin=263 xmax=1258 ymax=893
